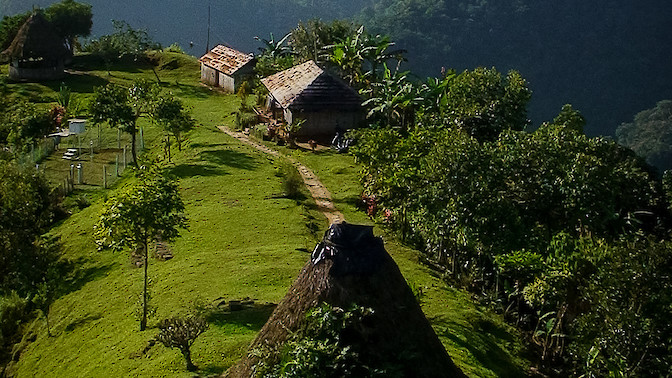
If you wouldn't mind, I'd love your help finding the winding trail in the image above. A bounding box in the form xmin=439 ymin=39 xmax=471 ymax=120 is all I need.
xmin=218 ymin=126 xmax=344 ymax=225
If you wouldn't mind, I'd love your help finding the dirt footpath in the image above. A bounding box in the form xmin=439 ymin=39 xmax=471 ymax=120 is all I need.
xmin=218 ymin=126 xmax=344 ymax=225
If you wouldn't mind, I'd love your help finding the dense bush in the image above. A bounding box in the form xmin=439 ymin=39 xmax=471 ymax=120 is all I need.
xmin=0 ymin=292 xmax=29 ymax=349
xmin=0 ymin=161 xmax=60 ymax=296
xmin=83 ymin=20 xmax=159 ymax=62
xmin=350 ymin=103 xmax=672 ymax=374
xmin=257 ymin=303 xmax=396 ymax=378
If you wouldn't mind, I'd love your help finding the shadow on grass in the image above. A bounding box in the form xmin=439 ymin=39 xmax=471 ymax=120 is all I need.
xmin=428 ymin=315 xmax=526 ymax=377
xmin=64 ymin=313 xmax=103 ymax=332
xmin=58 ymin=258 xmax=116 ymax=295
xmin=161 ymin=82 xmax=211 ymax=99
xmin=199 ymin=149 xmax=258 ymax=171
xmin=332 ymin=195 xmax=363 ymax=209
xmin=45 ymin=72 xmax=110 ymax=94
xmin=199 ymin=364 xmax=227 ymax=376
xmin=207 ymin=303 xmax=276 ymax=331
xmin=168 ymin=163 xmax=229 ymax=178
xmin=190 ymin=142 xmax=231 ymax=149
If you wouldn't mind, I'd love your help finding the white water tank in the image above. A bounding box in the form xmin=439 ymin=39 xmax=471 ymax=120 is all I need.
xmin=68 ymin=119 xmax=86 ymax=134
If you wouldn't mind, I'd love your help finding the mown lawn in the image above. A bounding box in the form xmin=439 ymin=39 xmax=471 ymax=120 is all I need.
xmin=8 ymin=53 xmax=532 ymax=377
xmin=14 ymin=125 xmax=322 ymax=377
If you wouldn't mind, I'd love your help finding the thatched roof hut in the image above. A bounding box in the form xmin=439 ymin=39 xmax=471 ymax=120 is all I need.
xmin=224 ymin=223 xmax=465 ymax=377
xmin=2 ymin=12 xmax=69 ymax=81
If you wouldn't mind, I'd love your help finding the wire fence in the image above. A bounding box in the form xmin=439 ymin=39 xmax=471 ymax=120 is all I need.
xmin=21 ymin=125 xmax=152 ymax=196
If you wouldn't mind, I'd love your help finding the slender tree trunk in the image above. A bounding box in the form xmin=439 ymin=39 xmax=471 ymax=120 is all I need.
xmin=166 ymin=135 xmax=171 ymax=162
xmin=131 ymin=129 xmax=138 ymax=165
xmin=141 ymin=241 xmax=148 ymax=331
xmin=183 ymin=348 xmax=196 ymax=371
xmin=46 ymin=311 xmax=52 ymax=337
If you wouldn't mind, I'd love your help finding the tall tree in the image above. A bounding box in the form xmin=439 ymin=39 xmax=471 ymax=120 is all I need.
xmin=44 ymin=0 xmax=92 ymax=55
xmin=439 ymin=67 xmax=532 ymax=141
xmin=289 ymin=19 xmax=356 ymax=64
xmin=90 ymin=80 xmax=160 ymax=164
xmin=360 ymin=64 xmax=418 ymax=130
xmin=94 ymin=166 xmax=187 ymax=331
xmin=153 ymin=94 xmax=196 ymax=161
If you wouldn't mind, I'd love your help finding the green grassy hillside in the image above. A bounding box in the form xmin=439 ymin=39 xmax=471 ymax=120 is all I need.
xmin=6 ymin=53 xmax=532 ymax=377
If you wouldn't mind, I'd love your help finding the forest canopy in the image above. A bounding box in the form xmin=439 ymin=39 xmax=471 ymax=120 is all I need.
xmin=616 ymin=100 xmax=672 ymax=174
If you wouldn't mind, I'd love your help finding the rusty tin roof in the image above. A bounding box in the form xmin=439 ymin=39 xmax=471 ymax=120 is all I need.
xmin=261 ymin=60 xmax=361 ymax=110
xmin=199 ymin=45 xmax=254 ymax=76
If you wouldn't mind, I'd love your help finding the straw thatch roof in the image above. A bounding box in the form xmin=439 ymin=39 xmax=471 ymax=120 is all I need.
xmin=224 ymin=223 xmax=465 ymax=377
xmin=2 ymin=12 xmax=68 ymax=61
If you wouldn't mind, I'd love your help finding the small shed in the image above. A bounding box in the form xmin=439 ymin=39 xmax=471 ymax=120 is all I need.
xmin=199 ymin=45 xmax=255 ymax=93
xmin=261 ymin=60 xmax=363 ymax=140
xmin=1 ymin=12 xmax=69 ymax=81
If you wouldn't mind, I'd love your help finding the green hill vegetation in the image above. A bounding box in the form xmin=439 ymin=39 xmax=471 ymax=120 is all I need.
xmin=2 ymin=5 xmax=672 ymax=376
xmin=1 ymin=52 xmax=531 ymax=377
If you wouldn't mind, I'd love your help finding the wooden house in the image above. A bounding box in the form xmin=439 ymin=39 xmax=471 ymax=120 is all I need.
xmin=199 ymin=45 xmax=255 ymax=93
xmin=1 ymin=12 xmax=69 ymax=81
xmin=261 ymin=60 xmax=363 ymax=139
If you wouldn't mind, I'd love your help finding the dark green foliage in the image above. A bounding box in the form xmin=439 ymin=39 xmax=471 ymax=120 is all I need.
xmin=0 ymin=97 xmax=55 ymax=154
xmin=43 ymin=0 xmax=92 ymax=54
xmin=254 ymin=54 xmax=295 ymax=78
xmin=566 ymin=237 xmax=672 ymax=376
xmin=360 ymin=66 xmax=417 ymax=130
xmin=253 ymin=32 xmax=295 ymax=77
xmin=0 ymin=292 xmax=29 ymax=349
xmin=83 ymin=20 xmax=159 ymax=62
xmin=258 ymin=303 xmax=396 ymax=378
xmin=350 ymin=102 xmax=670 ymax=374
xmin=0 ymin=11 xmax=29 ymax=51
xmin=1 ymin=1 xmax=91 ymax=57
xmin=156 ymin=315 xmax=208 ymax=371
xmin=0 ymin=161 xmax=60 ymax=296
xmin=616 ymin=99 xmax=672 ymax=174
xmin=89 ymin=80 xmax=160 ymax=164
xmin=437 ymin=67 xmax=531 ymax=140
xmin=359 ymin=0 xmax=672 ymax=136
xmin=153 ymin=94 xmax=196 ymax=160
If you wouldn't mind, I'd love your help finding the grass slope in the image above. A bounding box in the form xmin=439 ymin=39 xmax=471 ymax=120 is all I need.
xmin=8 ymin=53 xmax=531 ymax=377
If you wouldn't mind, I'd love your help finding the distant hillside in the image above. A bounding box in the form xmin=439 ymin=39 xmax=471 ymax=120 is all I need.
xmin=359 ymin=0 xmax=672 ymax=136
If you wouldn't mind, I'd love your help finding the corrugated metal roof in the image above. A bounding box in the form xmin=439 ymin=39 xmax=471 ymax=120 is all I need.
xmin=261 ymin=60 xmax=361 ymax=110
xmin=199 ymin=45 xmax=254 ymax=76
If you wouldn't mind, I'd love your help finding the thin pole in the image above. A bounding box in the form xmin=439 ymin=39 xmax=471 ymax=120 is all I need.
xmin=206 ymin=3 xmax=211 ymax=54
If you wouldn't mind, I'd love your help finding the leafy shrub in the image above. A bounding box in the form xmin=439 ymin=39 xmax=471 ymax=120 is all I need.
xmin=164 ymin=43 xmax=184 ymax=54
xmin=277 ymin=161 xmax=303 ymax=199
xmin=257 ymin=303 xmax=396 ymax=378
xmin=155 ymin=315 xmax=208 ymax=371
xmin=0 ymin=292 xmax=29 ymax=347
